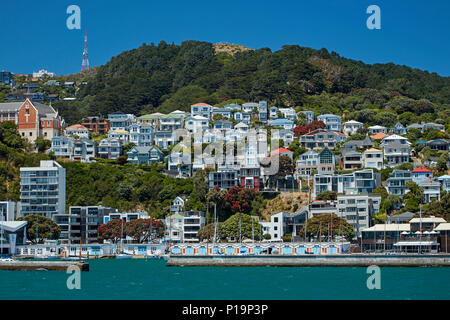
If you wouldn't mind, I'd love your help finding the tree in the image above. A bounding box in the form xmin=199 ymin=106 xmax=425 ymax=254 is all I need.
xmin=121 ymin=143 xmax=136 ymax=156
xmin=35 ymin=137 xmax=51 ymax=153
xmin=316 ymin=190 xmax=337 ymax=201
xmin=124 ymin=218 xmax=162 ymax=243
xmin=197 ymin=222 xmax=225 ymax=241
xmin=381 ymin=195 xmax=403 ymax=215
xmin=221 ymin=213 xmax=263 ymax=241
xmin=98 ymin=219 xmax=125 ymax=243
xmin=17 ymin=215 xmax=60 ymax=244
xmin=404 ymin=181 xmax=424 ymax=205
xmin=424 ymin=192 xmax=450 ymax=221
xmin=300 ymin=213 xmax=354 ymax=241
xmin=436 ymin=152 xmax=449 ymax=172
xmin=224 ymin=186 xmax=257 ymax=215
xmin=373 ymin=186 xmax=388 ymax=200
xmin=374 ymin=112 xmax=397 ymax=128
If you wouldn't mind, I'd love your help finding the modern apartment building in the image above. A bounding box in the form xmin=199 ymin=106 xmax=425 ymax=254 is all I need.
xmin=0 ymin=201 xmax=19 ymax=221
xmin=209 ymin=170 xmax=239 ymax=189
xmin=20 ymin=160 xmax=66 ymax=218
xmin=337 ymin=194 xmax=381 ymax=237
xmin=313 ymin=169 xmax=380 ymax=198
xmin=386 ymin=169 xmax=412 ymax=195
xmin=182 ymin=210 xmax=206 ymax=242
xmin=54 ymin=206 xmax=119 ymax=244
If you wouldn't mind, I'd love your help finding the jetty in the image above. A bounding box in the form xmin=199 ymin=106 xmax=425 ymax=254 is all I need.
xmin=0 ymin=260 xmax=89 ymax=271
xmin=166 ymin=254 xmax=450 ymax=267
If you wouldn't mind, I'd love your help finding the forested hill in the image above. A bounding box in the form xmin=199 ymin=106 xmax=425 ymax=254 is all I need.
xmin=55 ymin=40 xmax=450 ymax=124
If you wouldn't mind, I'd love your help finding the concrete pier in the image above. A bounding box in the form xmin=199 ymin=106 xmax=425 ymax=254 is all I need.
xmin=166 ymin=254 xmax=450 ymax=267
xmin=0 ymin=260 xmax=89 ymax=271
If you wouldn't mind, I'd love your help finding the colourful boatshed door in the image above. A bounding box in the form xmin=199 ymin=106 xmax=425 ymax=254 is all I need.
xmin=199 ymin=246 xmax=207 ymax=255
xmin=138 ymin=246 xmax=147 ymax=255
xmin=172 ymin=246 xmax=181 ymax=254
xmin=186 ymin=247 xmax=194 ymax=255
xmin=225 ymin=246 xmax=234 ymax=255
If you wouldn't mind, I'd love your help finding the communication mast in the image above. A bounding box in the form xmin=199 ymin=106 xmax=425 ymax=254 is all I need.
xmin=81 ymin=30 xmax=90 ymax=72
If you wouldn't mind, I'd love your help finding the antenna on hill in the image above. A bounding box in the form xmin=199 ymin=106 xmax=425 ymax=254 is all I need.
xmin=81 ymin=30 xmax=90 ymax=72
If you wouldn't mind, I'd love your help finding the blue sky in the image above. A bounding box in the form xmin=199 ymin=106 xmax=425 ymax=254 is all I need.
xmin=1 ymin=0 xmax=449 ymax=76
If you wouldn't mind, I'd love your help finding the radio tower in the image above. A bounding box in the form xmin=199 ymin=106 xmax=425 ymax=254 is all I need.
xmin=81 ymin=30 xmax=90 ymax=72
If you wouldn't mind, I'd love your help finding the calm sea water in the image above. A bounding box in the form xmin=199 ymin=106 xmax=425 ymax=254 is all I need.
xmin=0 ymin=259 xmax=449 ymax=300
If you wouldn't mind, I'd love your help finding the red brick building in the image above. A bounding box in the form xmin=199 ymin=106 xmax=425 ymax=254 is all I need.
xmin=16 ymin=99 xmax=64 ymax=143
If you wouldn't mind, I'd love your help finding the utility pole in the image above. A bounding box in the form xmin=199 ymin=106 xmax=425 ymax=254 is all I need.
xmin=239 ymin=217 xmax=242 ymax=244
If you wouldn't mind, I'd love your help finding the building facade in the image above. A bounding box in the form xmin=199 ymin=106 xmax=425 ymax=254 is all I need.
xmin=20 ymin=160 xmax=66 ymax=218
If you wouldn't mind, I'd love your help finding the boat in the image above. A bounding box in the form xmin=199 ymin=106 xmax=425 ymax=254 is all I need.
xmin=0 ymin=257 xmax=15 ymax=262
xmin=116 ymin=253 xmax=133 ymax=259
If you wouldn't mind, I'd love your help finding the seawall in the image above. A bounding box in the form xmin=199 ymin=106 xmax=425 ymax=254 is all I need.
xmin=166 ymin=254 xmax=450 ymax=267
xmin=0 ymin=260 xmax=89 ymax=271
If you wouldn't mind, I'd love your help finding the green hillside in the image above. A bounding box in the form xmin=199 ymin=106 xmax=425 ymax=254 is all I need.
xmin=52 ymin=40 xmax=450 ymax=126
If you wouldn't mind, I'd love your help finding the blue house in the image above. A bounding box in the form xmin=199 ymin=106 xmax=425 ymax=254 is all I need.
xmin=391 ymin=122 xmax=407 ymax=135
xmin=387 ymin=169 xmax=412 ymax=195
xmin=268 ymin=118 xmax=295 ymax=130
xmin=411 ymin=167 xmax=433 ymax=184
xmin=437 ymin=175 xmax=450 ymax=192
xmin=127 ymin=145 xmax=164 ymax=165
xmin=317 ymin=114 xmax=342 ymax=132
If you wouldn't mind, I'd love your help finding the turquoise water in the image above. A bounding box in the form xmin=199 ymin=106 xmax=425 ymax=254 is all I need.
xmin=0 ymin=259 xmax=449 ymax=300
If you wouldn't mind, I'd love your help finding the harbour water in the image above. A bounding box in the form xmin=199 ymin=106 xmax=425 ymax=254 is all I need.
xmin=1 ymin=259 xmax=449 ymax=300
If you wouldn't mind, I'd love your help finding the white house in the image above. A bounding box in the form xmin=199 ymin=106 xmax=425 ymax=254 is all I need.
xmin=64 ymin=124 xmax=89 ymax=139
xmin=185 ymin=115 xmax=209 ymax=134
xmin=261 ymin=211 xmax=291 ymax=242
xmin=343 ymin=120 xmax=363 ymax=136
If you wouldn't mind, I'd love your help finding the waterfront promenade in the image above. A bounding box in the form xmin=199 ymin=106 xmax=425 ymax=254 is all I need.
xmin=167 ymin=254 xmax=450 ymax=267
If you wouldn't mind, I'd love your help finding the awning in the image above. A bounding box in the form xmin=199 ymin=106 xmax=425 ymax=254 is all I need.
xmin=394 ymin=241 xmax=438 ymax=246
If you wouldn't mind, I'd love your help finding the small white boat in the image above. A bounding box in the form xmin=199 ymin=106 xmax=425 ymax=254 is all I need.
xmin=116 ymin=253 xmax=133 ymax=259
xmin=0 ymin=257 xmax=15 ymax=262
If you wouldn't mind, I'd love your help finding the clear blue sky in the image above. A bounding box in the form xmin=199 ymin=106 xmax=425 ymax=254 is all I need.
xmin=1 ymin=0 xmax=449 ymax=76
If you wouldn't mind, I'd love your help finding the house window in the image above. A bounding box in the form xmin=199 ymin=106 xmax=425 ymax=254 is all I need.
xmin=274 ymin=217 xmax=278 ymax=223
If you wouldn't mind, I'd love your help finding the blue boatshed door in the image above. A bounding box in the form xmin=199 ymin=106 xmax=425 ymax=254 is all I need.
xmin=199 ymin=247 xmax=207 ymax=255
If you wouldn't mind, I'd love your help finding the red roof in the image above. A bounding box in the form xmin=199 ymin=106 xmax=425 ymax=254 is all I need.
xmin=271 ymin=147 xmax=293 ymax=154
xmin=412 ymin=167 xmax=432 ymax=173
xmin=192 ymin=102 xmax=211 ymax=107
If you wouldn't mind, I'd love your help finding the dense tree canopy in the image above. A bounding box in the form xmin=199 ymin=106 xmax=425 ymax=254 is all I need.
xmin=17 ymin=215 xmax=60 ymax=244
xmin=46 ymin=40 xmax=449 ymax=126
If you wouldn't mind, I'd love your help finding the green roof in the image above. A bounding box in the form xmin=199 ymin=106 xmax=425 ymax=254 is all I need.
xmin=138 ymin=114 xmax=161 ymax=119
xmin=160 ymin=113 xmax=184 ymax=119
xmin=169 ymin=213 xmax=184 ymax=219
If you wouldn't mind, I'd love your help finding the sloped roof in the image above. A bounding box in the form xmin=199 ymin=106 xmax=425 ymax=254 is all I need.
xmin=412 ymin=167 xmax=432 ymax=173
xmin=409 ymin=217 xmax=446 ymax=224
xmin=271 ymin=147 xmax=293 ymax=154
xmin=0 ymin=221 xmax=27 ymax=232
xmin=192 ymin=102 xmax=211 ymax=107
xmin=65 ymin=124 xmax=88 ymax=131
xmin=371 ymin=132 xmax=386 ymax=140
xmin=0 ymin=102 xmax=22 ymax=111
xmin=362 ymin=224 xmax=410 ymax=232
